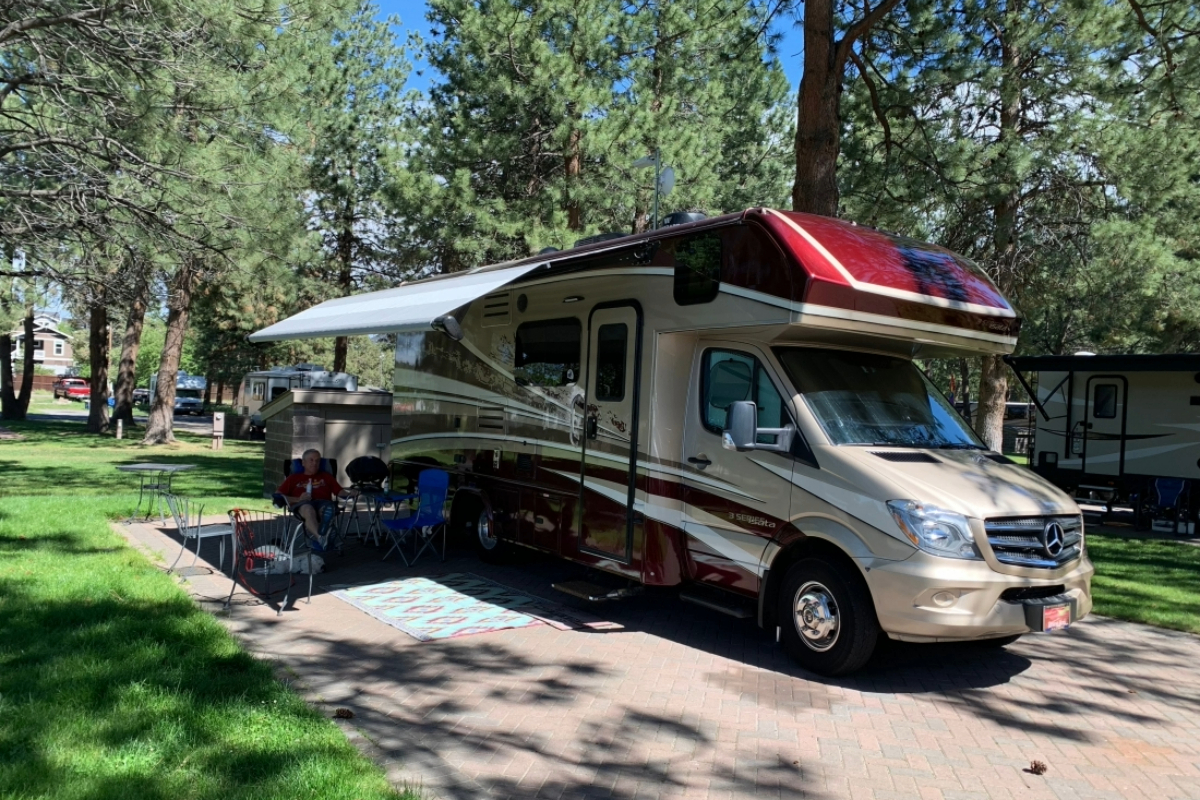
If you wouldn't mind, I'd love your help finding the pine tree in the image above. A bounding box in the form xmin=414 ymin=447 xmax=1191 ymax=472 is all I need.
xmin=410 ymin=0 xmax=792 ymax=269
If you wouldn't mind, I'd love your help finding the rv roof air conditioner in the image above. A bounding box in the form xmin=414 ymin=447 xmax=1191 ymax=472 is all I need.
xmin=660 ymin=211 xmax=707 ymax=227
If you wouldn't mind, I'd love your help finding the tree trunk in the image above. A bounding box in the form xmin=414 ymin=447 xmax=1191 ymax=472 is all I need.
xmin=203 ymin=377 xmax=212 ymax=407
xmin=977 ymin=354 xmax=1007 ymax=451
xmin=0 ymin=319 xmax=32 ymax=420
xmin=0 ymin=332 xmax=14 ymax=417
xmin=112 ymin=272 xmax=149 ymax=426
xmin=792 ymin=0 xmax=841 ymax=217
xmin=2 ymin=307 xmax=36 ymax=420
xmin=86 ymin=302 xmax=111 ymax=433
xmin=143 ymin=264 xmax=197 ymax=445
xmin=974 ymin=11 xmax=1020 ymax=453
xmin=216 ymin=379 xmax=224 ymax=406
xmin=565 ymin=127 xmax=582 ymax=231
xmin=958 ymin=357 xmax=972 ymax=427
xmin=333 ymin=203 xmax=354 ymax=373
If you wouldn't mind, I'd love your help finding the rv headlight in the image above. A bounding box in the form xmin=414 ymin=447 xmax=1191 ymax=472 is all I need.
xmin=887 ymin=500 xmax=981 ymax=560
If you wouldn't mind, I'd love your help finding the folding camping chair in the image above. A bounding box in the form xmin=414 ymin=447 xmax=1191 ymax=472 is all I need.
xmin=380 ymin=468 xmax=450 ymax=565
xmin=226 ymin=508 xmax=314 ymax=615
xmin=273 ymin=457 xmax=343 ymax=553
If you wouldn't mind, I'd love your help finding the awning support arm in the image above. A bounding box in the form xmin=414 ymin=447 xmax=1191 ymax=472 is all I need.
xmin=1002 ymin=355 xmax=1050 ymax=422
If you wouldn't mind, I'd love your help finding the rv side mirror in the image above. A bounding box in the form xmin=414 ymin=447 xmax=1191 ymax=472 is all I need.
xmin=723 ymin=401 xmax=758 ymax=451
xmin=723 ymin=400 xmax=797 ymax=454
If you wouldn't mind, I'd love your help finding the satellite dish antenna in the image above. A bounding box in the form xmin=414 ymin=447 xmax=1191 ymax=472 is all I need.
xmin=658 ymin=166 xmax=675 ymax=197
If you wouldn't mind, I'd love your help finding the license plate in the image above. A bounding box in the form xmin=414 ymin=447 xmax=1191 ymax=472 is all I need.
xmin=1043 ymin=604 xmax=1070 ymax=632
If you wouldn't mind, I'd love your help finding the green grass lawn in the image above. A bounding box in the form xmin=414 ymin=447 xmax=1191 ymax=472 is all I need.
xmin=1086 ymin=533 xmax=1200 ymax=634
xmin=0 ymin=418 xmax=410 ymax=800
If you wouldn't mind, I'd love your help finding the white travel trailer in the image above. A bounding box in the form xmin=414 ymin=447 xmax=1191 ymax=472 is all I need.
xmin=1008 ymin=353 xmax=1199 ymax=533
xmin=253 ymin=209 xmax=1094 ymax=675
xmin=237 ymin=364 xmax=359 ymax=427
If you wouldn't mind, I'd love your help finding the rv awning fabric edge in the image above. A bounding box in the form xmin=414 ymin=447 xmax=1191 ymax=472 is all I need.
xmin=248 ymin=262 xmax=547 ymax=342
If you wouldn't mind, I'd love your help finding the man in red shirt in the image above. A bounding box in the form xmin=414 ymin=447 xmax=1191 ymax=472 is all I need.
xmin=279 ymin=449 xmax=359 ymax=550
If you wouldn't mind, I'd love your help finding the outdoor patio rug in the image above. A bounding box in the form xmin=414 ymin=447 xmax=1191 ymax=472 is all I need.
xmin=332 ymin=573 xmax=622 ymax=642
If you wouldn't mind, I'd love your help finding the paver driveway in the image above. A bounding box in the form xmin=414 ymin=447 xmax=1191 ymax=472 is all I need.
xmin=123 ymin=520 xmax=1200 ymax=800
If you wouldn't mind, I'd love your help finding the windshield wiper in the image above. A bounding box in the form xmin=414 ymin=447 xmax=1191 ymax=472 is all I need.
xmin=934 ymin=442 xmax=986 ymax=450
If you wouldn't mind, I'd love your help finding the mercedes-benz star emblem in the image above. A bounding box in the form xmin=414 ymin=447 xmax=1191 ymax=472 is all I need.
xmin=1042 ymin=522 xmax=1065 ymax=558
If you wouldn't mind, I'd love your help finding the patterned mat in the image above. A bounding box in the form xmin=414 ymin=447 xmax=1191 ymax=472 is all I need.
xmin=333 ymin=573 xmax=621 ymax=642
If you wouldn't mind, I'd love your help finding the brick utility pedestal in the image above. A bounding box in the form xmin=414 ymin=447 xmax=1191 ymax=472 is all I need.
xmin=259 ymin=388 xmax=392 ymax=495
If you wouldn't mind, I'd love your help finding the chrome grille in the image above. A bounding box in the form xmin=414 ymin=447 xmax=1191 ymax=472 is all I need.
xmin=984 ymin=515 xmax=1083 ymax=569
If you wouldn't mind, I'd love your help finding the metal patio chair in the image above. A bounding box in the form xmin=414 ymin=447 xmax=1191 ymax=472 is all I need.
xmin=226 ymin=508 xmax=314 ymax=614
xmin=164 ymin=493 xmax=234 ymax=574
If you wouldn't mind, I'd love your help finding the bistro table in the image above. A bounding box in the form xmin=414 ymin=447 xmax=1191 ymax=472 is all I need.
xmin=117 ymin=463 xmax=196 ymax=523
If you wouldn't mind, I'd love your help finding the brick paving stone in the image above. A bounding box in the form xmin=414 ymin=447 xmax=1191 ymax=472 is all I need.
xmin=116 ymin=517 xmax=1200 ymax=800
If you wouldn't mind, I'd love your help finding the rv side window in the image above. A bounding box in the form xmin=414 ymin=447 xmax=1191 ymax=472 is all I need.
xmin=701 ymin=349 xmax=786 ymax=437
xmin=594 ymin=323 xmax=627 ymax=401
xmin=1093 ymin=384 xmax=1117 ymax=418
xmin=515 ymin=318 xmax=582 ymax=387
xmin=672 ymin=232 xmax=722 ymax=305
xmin=251 ymin=381 xmax=265 ymax=400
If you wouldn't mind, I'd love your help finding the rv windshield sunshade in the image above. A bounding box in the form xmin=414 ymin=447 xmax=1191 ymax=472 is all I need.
xmin=248 ymin=262 xmax=547 ymax=342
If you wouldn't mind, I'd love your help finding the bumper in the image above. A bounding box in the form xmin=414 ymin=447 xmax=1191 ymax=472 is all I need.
xmin=864 ymin=552 xmax=1094 ymax=642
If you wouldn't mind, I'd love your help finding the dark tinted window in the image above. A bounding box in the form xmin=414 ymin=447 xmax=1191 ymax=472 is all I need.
xmin=1093 ymin=384 xmax=1117 ymax=418
xmin=594 ymin=323 xmax=627 ymax=401
xmin=701 ymin=349 xmax=786 ymax=436
xmin=672 ymin=232 xmax=722 ymax=305
xmin=515 ymin=318 xmax=581 ymax=387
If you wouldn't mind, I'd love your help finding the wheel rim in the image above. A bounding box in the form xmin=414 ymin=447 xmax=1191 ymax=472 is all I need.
xmin=793 ymin=581 xmax=840 ymax=652
xmin=477 ymin=510 xmax=498 ymax=551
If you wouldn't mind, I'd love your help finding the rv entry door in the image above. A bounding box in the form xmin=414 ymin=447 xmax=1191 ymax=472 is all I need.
xmin=577 ymin=304 xmax=642 ymax=562
xmin=1082 ymin=376 xmax=1127 ymax=476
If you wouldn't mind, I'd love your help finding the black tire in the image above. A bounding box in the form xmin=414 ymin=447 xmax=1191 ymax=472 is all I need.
xmin=778 ymin=557 xmax=880 ymax=676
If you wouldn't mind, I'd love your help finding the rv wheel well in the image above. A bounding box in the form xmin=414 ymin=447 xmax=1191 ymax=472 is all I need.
xmin=760 ymin=536 xmax=865 ymax=631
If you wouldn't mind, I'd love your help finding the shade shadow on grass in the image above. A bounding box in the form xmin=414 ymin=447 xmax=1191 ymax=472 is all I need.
xmin=0 ymin=494 xmax=408 ymax=800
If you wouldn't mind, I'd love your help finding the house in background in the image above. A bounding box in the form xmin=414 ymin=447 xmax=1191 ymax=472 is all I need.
xmin=9 ymin=314 xmax=75 ymax=375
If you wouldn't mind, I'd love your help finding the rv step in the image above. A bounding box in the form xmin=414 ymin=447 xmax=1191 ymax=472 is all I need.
xmin=679 ymin=590 xmax=754 ymax=619
xmin=552 ymin=580 xmax=637 ymax=602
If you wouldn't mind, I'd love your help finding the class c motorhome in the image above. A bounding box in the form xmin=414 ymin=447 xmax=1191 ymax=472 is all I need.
xmin=252 ymin=208 xmax=1094 ymax=675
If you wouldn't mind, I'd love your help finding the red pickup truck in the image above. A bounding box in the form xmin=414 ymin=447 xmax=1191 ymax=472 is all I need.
xmin=52 ymin=377 xmax=90 ymax=401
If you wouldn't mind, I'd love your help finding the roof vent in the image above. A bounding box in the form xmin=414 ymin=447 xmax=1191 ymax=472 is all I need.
xmin=660 ymin=211 xmax=707 ymax=228
xmin=573 ymin=232 xmax=628 ymax=248
xmin=480 ymin=292 xmax=512 ymax=328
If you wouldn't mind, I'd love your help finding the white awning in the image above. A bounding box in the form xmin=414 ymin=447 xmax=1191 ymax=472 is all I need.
xmin=249 ymin=262 xmax=546 ymax=342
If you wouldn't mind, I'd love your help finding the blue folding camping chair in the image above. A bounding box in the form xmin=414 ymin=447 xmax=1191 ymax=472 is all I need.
xmin=381 ymin=468 xmax=449 ymax=565
xmin=272 ymin=457 xmax=342 ymax=552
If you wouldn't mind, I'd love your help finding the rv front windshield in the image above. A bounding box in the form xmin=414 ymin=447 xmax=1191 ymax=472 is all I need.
xmin=774 ymin=348 xmax=984 ymax=449
xmin=177 ymin=389 xmax=203 ymax=400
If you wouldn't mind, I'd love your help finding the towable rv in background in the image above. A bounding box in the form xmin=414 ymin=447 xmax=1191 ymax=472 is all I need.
xmin=253 ymin=208 xmax=1094 ymax=675
xmin=1008 ymin=353 xmax=1199 ymax=535
xmin=237 ymin=364 xmax=359 ymax=434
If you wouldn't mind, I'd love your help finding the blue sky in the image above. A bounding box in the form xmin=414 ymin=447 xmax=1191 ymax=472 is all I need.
xmin=373 ymin=0 xmax=806 ymax=92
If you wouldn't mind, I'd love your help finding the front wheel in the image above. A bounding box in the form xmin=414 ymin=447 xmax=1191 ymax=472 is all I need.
xmin=778 ymin=558 xmax=879 ymax=676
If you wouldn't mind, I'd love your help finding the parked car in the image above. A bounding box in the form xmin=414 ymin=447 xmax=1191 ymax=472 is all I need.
xmin=52 ymin=377 xmax=90 ymax=401
xmin=131 ymin=387 xmax=150 ymax=405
